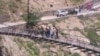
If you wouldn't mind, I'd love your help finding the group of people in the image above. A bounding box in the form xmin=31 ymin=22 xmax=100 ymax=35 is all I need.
xmin=31 ymin=23 xmax=59 ymax=39
xmin=35 ymin=24 xmax=58 ymax=39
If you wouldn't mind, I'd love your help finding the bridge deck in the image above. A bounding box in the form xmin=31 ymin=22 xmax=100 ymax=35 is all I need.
xmin=0 ymin=28 xmax=100 ymax=53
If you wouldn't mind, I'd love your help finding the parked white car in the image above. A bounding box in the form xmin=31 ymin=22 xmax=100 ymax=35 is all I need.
xmin=54 ymin=10 xmax=68 ymax=17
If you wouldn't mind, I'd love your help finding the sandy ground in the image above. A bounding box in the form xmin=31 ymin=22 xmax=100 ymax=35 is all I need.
xmin=54 ymin=16 xmax=90 ymax=44
xmin=2 ymin=35 xmax=28 ymax=56
xmin=28 ymin=0 xmax=73 ymax=11
xmin=26 ymin=0 xmax=92 ymax=12
xmin=0 ymin=16 xmax=91 ymax=56
xmin=68 ymin=47 xmax=95 ymax=56
xmin=1 ymin=35 xmax=96 ymax=56
xmin=0 ymin=0 xmax=98 ymax=56
xmin=0 ymin=21 xmax=26 ymax=28
xmin=40 ymin=16 xmax=92 ymax=56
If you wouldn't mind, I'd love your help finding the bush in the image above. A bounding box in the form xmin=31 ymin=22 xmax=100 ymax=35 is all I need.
xmin=15 ymin=0 xmax=22 ymax=3
xmin=84 ymin=28 xmax=100 ymax=45
xmin=0 ymin=0 xmax=4 ymax=10
xmin=70 ymin=0 xmax=84 ymax=4
xmin=70 ymin=0 xmax=80 ymax=3
xmin=8 ymin=0 xmax=18 ymax=13
xmin=23 ymin=12 xmax=40 ymax=28
xmin=72 ymin=53 xmax=81 ymax=56
xmin=27 ymin=42 xmax=40 ymax=56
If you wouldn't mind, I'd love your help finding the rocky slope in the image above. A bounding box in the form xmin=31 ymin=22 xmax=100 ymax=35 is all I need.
xmin=0 ymin=35 xmax=96 ymax=56
xmin=0 ymin=0 xmax=100 ymax=56
xmin=0 ymin=0 xmax=86 ymax=23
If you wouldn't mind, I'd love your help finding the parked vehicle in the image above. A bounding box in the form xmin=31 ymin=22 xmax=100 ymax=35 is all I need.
xmin=54 ymin=10 xmax=68 ymax=17
xmin=68 ymin=9 xmax=78 ymax=15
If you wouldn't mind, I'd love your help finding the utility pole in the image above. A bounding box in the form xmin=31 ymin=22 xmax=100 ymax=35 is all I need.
xmin=27 ymin=0 xmax=30 ymax=24
xmin=26 ymin=0 xmax=30 ymax=29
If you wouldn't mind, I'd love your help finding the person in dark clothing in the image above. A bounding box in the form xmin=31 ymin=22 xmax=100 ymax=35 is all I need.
xmin=45 ymin=27 xmax=50 ymax=38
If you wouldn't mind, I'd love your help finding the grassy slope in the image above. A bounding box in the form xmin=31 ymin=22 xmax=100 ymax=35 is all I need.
xmin=14 ymin=38 xmax=40 ymax=56
xmin=70 ymin=0 xmax=84 ymax=4
xmin=84 ymin=28 xmax=100 ymax=45
xmin=14 ymin=37 xmax=82 ymax=56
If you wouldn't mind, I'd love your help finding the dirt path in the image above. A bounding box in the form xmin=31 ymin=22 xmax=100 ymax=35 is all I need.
xmin=0 ymin=21 xmax=26 ymax=28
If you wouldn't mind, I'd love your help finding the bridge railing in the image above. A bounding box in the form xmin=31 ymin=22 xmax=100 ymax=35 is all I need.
xmin=0 ymin=28 xmax=100 ymax=53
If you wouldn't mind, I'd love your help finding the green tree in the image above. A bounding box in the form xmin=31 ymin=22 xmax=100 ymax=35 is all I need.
xmin=23 ymin=12 xmax=40 ymax=28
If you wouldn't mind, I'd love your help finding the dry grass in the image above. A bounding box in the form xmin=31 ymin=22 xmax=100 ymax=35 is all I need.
xmin=70 ymin=0 xmax=85 ymax=5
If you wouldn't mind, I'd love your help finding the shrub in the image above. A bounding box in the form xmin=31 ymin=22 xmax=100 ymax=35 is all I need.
xmin=23 ymin=12 xmax=40 ymax=28
xmin=0 ymin=0 xmax=4 ymax=10
xmin=72 ymin=53 xmax=81 ymax=56
xmin=84 ymin=28 xmax=100 ymax=45
xmin=8 ymin=0 xmax=18 ymax=13
xmin=70 ymin=0 xmax=84 ymax=4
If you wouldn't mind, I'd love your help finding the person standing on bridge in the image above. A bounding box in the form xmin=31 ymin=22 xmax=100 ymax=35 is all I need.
xmin=40 ymin=25 xmax=46 ymax=37
xmin=45 ymin=26 xmax=51 ymax=38
xmin=50 ymin=27 xmax=55 ymax=38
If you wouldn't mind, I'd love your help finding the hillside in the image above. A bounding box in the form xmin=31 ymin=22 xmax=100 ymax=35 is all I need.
xmin=0 ymin=0 xmax=100 ymax=56
xmin=0 ymin=0 xmax=87 ymax=23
